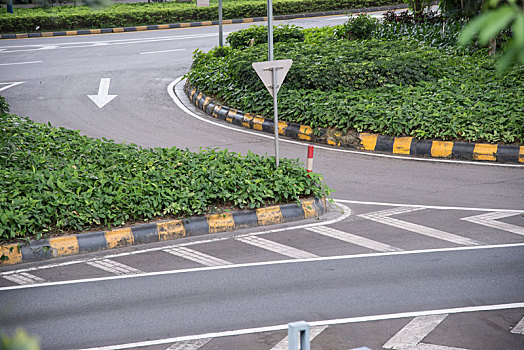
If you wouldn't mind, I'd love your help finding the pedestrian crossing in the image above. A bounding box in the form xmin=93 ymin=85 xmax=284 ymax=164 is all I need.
xmin=1 ymin=204 xmax=523 ymax=287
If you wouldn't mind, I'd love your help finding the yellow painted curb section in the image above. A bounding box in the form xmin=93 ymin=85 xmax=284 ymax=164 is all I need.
xmin=201 ymin=21 xmax=213 ymax=26
xmin=16 ymin=33 xmax=28 ymax=39
xmin=520 ymin=146 xmax=524 ymax=163
xmin=256 ymin=206 xmax=283 ymax=226
xmin=243 ymin=113 xmax=254 ymax=128
xmin=278 ymin=121 xmax=288 ymax=135
xmin=431 ymin=141 xmax=454 ymax=158
xmin=243 ymin=18 xmax=254 ymax=23
xmin=360 ymin=133 xmax=378 ymax=150
xmin=226 ymin=117 xmax=233 ymax=123
xmin=136 ymin=26 xmax=147 ymax=31
xmin=42 ymin=32 xmax=54 ymax=37
xmin=0 ymin=244 xmax=22 ymax=266
xmin=90 ymin=29 xmax=102 ymax=34
xmin=113 ymin=28 xmax=124 ymax=33
xmin=105 ymin=228 xmax=134 ymax=249
xmin=158 ymin=24 xmax=170 ymax=29
xmin=473 ymin=144 xmax=498 ymax=161
xmin=298 ymin=125 xmax=313 ymax=140
xmin=393 ymin=137 xmax=412 ymax=155
xmin=203 ymin=96 xmax=212 ymax=109
xmin=190 ymin=88 xmax=197 ymax=101
xmin=49 ymin=236 xmax=79 ymax=257
xmin=180 ymin=23 xmax=191 ymax=28
xmin=207 ymin=213 xmax=235 ymax=233
xmin=223 ymin=19 xmax=233 ymax=24
xmin=301 ymin=199 xmax=317 ymax=219
xmin=158 ymin=220 xmax=186 ymax=241
xmin=66 ymin=31 xmax=77 ymax=36
xmin=253 ymin=116 xmax=264 ymax=131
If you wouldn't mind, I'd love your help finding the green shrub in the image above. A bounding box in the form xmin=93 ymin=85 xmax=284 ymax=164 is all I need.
xmin=226 ymin=24 xmax=305 ymax=49
xmin=0 ymin=96 xmax=9 ymax=115
xmin=0 ymin=113 xmax=330 ymax=241
xmin=334 ymin=14 xmax=379 ymax=40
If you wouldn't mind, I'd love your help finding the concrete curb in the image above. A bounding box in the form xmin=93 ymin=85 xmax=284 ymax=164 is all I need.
xmin=0 ymin=4 xmax=409 ymax=40
xmin=183 ymin=82 xmax=524 ymax=164
xmin=0 ymin=198 xmax=327 ymax=266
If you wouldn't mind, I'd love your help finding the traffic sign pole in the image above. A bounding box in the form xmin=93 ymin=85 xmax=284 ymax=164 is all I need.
xmin=272 ymin=67 xmax=279 ymax=167
xmin=267 ymin=0 xmax=273 ymax=61
xmin=218 ymin=0 xmax=223 ymax=46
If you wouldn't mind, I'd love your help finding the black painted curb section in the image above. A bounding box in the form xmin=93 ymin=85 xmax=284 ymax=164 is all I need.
xmin=0 ymin=198 xmax=327 ymax=266
xmin=0 ymin=4 xmax=409 ymax=39
xmin=183 ymin=82 xmax=523 ymax=164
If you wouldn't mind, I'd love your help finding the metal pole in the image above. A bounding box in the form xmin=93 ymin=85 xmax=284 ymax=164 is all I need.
xmin=267 ymin=0 xmax=273 ymax=61
xmin=272 ymin=67 xmax=279 ymax=168
xmin=7 ymin=0 xmax=13 ymax=14
xmin=218 ymin=0 xmax=223 ymax=47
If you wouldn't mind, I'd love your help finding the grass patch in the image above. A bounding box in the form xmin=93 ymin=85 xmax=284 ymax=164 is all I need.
xmin=0 ymin=97 xmax=330 ymax=242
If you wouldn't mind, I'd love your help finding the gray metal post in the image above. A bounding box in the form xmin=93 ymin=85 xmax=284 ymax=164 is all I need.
xmin=7 ymin=0 xmax=13 ymax=13
xmin=272 ymin=67 xmax=279 ymax=168
xmin=267 ymin=0 xmax=273 ymax=61
xmin=218 ymin=0 xmax=223 ymax=47
xmin=288 ymin=321 xmax=310 ymax=350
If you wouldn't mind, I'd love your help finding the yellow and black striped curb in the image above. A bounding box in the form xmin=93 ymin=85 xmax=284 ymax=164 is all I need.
xmin=0 ymin=198 xmax=326 ymax=266
xmin=184 ymin=82 xmax=524 ymax=164
xmin=0 ymin=4 xmax=409 ymax=40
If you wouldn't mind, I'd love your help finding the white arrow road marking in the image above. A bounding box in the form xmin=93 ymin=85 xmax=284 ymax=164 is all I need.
xmin=269 ymin=325 xmax=328 ymax=350
xmin=164 ymin=246 xmax=232 ymax=267
xmin=165 ymin=338 xmax=211 ymax=350
xmin=88 ymin=78 xmax=117 ymax=108
xmin=461 ymin=212 xmax=524 ymax=236
xmin=0 ymin=81 xmax=24 ymax=92
xmin=511 ymin=316 xmax=524 ymax=334
xmin=2 ymin=272 xmax=46 ymax=285
xmin=383 ymin=314 xmax=469 ymax=350
xmin=359 ymin=207 xmax=483 ymax=246
xmin=306 ymin=226 xmax=402 ymax=252
xmin=86 ymin=259 xmax=143 ymax=275
xmin=236 ymin=235 xmax=318 ymax=259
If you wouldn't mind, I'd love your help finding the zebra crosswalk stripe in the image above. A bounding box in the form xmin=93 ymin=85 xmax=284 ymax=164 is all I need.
xmin=236 ymin=235 xmax=318 ymax=259
xmin=164 ymin=246 xmax=232 ymax=267
xmin=86 ymin=259 xmax=143 ymax=275
xmin=306 ymin=226 xmax=402 ymax=252
xmin=3 ymin=272 xmax=46 ymax=285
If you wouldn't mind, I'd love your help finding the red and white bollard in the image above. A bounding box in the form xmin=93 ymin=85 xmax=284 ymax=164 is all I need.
xmin=306 ymin=145 xmax=314 ymax=174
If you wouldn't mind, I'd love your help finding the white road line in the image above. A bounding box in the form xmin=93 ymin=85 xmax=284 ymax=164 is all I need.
xmin=462 ymin=212 xmax=524 ymax=236
xmin=85 ymin=259 xmax=143 ymax=275
xmin=511 ymin=316 xmax=524 ymax=334
xmin=75 ymin=302 xmax=524 ymax=350
xmin=269 ymin=325 xmax=328 ymax=350
xmin=165 ymin=338 xmax=211 ymax=350
xmin=0 ymin=61 xmax=42 ymax=66
xmin=359 ymin=207 xmax=483 ymax=246
xmin=306 ymin=226 xmax=402 ymax=252
xmin=383 ymin=314 xmax=469 ymax=350
xmin=0 ymin=81 xmax=24 ymax=92
xmin=2 ymin=272 xmax=46 ymax=285
xmin=140 ymin=48 xmax=186 ymax=55
xmin=2 ymin=243 xmax=524 ymax=292
xmin=235 ymin=235 xmax=318 ymax=259
xmin=169 ymin=77 xmax=524 ymax=168
xmin=163 ymin=247 xmax=232 ymax=267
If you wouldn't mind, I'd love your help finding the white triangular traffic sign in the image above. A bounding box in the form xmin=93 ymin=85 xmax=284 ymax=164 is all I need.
xmin=252 ymin=59 xmax=292 ymax=98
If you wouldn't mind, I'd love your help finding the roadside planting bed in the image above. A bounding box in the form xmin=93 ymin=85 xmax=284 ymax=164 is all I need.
xmin=186 ymin=17 xmax=524 ymax=145
xmin=0 ymin=98 xmax=329 ymax=242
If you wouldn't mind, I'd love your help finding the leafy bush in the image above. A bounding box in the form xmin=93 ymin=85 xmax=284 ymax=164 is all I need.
xmin=226 ymin=24 xmax=305 ymax=49
xmin=0 ymin=0 xmax=399 ymax=33
xmin=334 ymin=14 xmax=379 ymax=40
xmin=0 ymin=113 xmax=330 ymax=241
xmin=0 ymin=96 xmax=9 ymax=115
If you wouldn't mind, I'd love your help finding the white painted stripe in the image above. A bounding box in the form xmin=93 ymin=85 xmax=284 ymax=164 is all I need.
xmin=86 ymin=259 xmax=143 ymax=275
xmin=0 ymin=81 xmax=24 ymax=92
xmin=383 ymin=314 xmax=448 ymax=349
xmin=140 ymin=48 xmax=186 ymax=55
xmin=269 ymin=325 xmax=328 ymax=350
xmin=462 ymin=212 xmax=524 ymax=236
xmin=164 ymin=247 xmax=231 ymax=267
xmin=359 ymin=208 xmax=483 ymax=246
xmin=2 ymin=242 xmax=524 ymax=292
xmin=75 ymin=302 xmax=524 ymax=350
xmin=306 ymin=226 xmax=402 ymax=252
xmin=335 ymin=199 xmax=524 ymax=213
xmin=169 ymin=77 xmax=524 ymax=168
xmin=510 ymin=316 xmax=524 ymax=334
xmin=165 ymin=338 xmax=211 ymax=350
xmin=2 ymin=272 xmax=46 ymax=285
xmin=0 ymin=203 xmax=350 ymax=278
xmin=0 ymin=61 xmax=42 ymax=66
xmin=236 ymin=235 xmax=318 ymax=259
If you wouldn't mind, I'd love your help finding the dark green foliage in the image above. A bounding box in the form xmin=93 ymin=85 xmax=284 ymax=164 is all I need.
xmin=226 ymin=24 xmax=305 ymax=49
xmin=0 ymin=114 xmax=330 ymax=241
xmin=334 ymin=14 xmax=379 ymax=40
xmin=0 ymin=0 xmax=399 ymax=33
xmin=0 ymin=96 xmax=9 ymax=115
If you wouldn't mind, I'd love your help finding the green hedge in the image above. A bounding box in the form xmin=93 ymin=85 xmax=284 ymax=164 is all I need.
xmin=0 ymin=103 xmax=329 ymax=241
xmin=186 ymin=29 xmax=524 ymax=144
xmin=0 ymin=0 xmax=399 ymax=33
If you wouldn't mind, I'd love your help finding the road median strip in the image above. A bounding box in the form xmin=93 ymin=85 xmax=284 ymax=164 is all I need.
xmin=183 ymin=82 xmax=523 ymax=164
